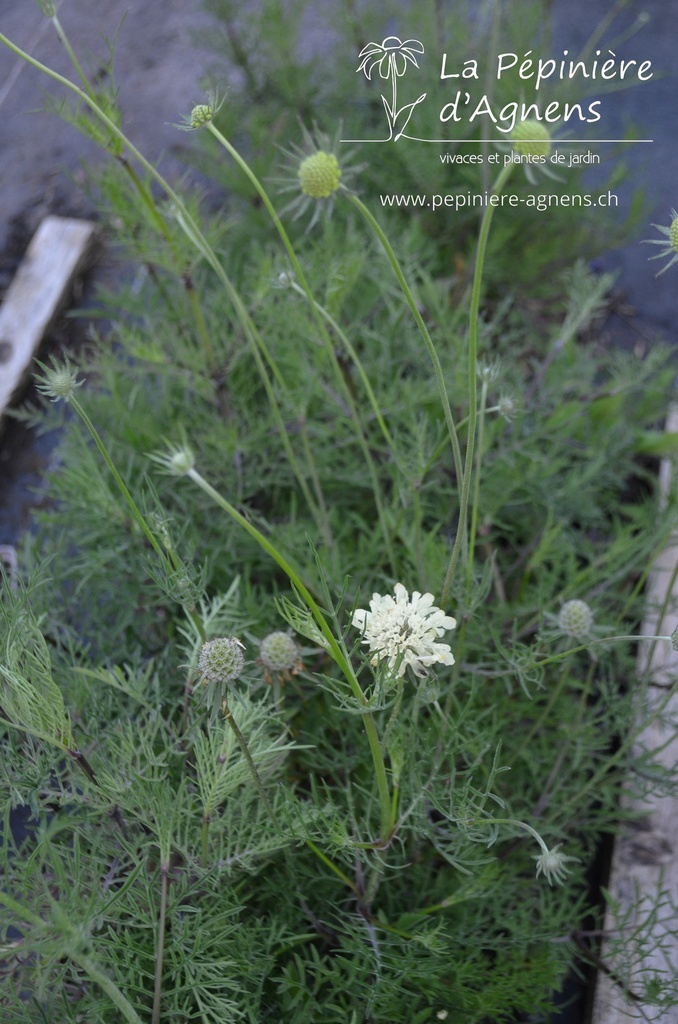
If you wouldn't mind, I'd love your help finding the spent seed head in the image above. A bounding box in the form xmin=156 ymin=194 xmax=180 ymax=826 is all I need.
xmin=198 ymin=637 xmax=246 ymax=687
xmin=557 ymin=599 xmax=594 ymax=639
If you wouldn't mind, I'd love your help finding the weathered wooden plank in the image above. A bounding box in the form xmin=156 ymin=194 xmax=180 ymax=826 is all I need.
xmin=591 ymin=405 xmax=678 ymax=1022
xmin=0 ymin=215 xmax=96 ymax=419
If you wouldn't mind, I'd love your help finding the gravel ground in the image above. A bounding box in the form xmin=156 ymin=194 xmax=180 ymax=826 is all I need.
xmin=551 ymin=0 xmax=678 ymax=343
xmin=0 ymin=0 xmax=216 ymax=265
xmin=0 ymin=0 xmax=218 ymax=540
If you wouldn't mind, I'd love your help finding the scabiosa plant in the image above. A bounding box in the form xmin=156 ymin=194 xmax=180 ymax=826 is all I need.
xmin=149 ymin=443 xmax=196 ymax=477
xmin=175 ymin=91 xmax=225 ymax=132
xmin=643 ymin=208 xmax=678 ymax=275
xmin=352 ymin=583 xmax=456 ymax=679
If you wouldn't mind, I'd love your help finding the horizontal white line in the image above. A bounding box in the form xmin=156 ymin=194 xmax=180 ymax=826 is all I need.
xmin=341 ymin=138 xmax=654 ymax=144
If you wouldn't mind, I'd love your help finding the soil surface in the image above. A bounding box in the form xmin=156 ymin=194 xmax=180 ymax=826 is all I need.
xmin=551 ymin=0 xmax=678 ymax=341
xmin=0 ymin=0 xmax=219 ymax=540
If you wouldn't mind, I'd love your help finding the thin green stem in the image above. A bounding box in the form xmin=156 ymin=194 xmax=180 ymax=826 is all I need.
xmin=0 ymin=892 xmax=144 ymax=1024
xmin=72 ymin=953 xmax=144 ymax=1024
xmin=288 ymin=281 xmax=397 ymax=454
xmin=116 ymin=155 xmax=175 ymax=242
xmin=183 ymin=271 xmax=218 ymax=375
xmin=51 ymin=15 xmax=91 ymax=95
xmin=152 ymin=863 xmax=169 ymax=1024
xmin=347 ymin=192 xmax=464 ymax=508
xmin=441 ymin=162 xmax=514 ymax=605
xmin=185 ymin=466 xmax=393 ymax=843
xmin=304 ymin=838 xmax=359 ymax=894
xmin=288 ymin=284 xmax=403 ymax=573
xmin=71 ymin=398 xmax=164 ymax=560
xmin=364 ymin=712 xmax=395 ymax=844
xmin=222 ymin=697 xmax=281 ymax=828
xmin=70 ymin=397 xmax=206 ymax=644
xmin=532 ymin=633 xmax=673 ymax=670
xmin=206 ymin=125 xmax=394 ymax=569
xmin=201 ymin=814 xmax=210 ymax=868
xmin=464 ymin=816 xmax=551 ymax=857
xmin=512 ymin=657 xmax=573 ymax=762
xmin=466 ymin=376 xmax=489 ymax=589
xmin=171 ymin=205 xmax=333 ymax=550
xmin=187 ymin=468 xmax=332 ymax=655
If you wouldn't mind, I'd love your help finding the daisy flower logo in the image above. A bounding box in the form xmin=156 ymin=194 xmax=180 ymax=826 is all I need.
xmin=355 ymin=36 xmax=427 ymax=141
xmin=352 ymin=583 xmax=456 ymax=680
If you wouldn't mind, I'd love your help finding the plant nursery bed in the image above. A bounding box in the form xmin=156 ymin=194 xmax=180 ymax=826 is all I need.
xmin=3 ymin=4 xmax=678 ymax=1023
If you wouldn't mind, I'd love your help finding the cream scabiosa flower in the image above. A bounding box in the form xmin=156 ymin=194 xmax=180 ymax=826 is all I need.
xmin=352 ymin=583 xmax=456 ymax=679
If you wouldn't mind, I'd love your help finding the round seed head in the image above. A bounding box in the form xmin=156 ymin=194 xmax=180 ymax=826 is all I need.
xmin=198 ymin=637 xmax=245 ymax=686
xmin=497 ymin=394 xmax=516 ymax=421
xmin=259 ymin=631 xmax=299 ymax=673
xmin=557 ymin=599 xmax=594 ymax=639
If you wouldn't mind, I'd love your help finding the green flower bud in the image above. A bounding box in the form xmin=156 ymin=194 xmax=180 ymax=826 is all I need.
xmin=298 ymin=151 xmax=342 ymax=199
xmin=670 ymin=214 xmax=678 ymax=254
xmin=190 ymin=104 xmax=214 ymax=128
xmin=35 ymin=362 xmax=83 ymax=403
xmin=168 ymin=446 xmax=195 ymax=476
xmin=534 ymin=843 xmax=578 ymax=885
xmin=511 ymin=120 xmax=551 ymax=159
